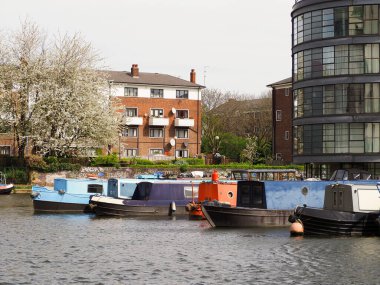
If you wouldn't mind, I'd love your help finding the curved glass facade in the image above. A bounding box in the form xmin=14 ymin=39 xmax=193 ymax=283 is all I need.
xmin=292 ymin=0 xmax=380 ymax=176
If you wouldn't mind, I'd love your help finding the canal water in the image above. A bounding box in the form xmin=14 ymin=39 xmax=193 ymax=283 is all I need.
xmin=0 ymin=195 xmax=379 ymax=285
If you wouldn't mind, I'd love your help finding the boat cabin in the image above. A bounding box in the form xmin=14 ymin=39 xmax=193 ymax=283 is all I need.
xmin=236 ymin=181 xmax=267 ymax=209
xmin=324 ymin=183 xmax=380 ymax=213
xmin=198 ymin=181 xmax=237 ymax=206
xmin=231 ymin=169 xmax=298 ymax=181
xmin=54 ymin=178 xmax=107 ymax=195
xmin=132 ymin=181 xmax=199 ymax=202
xmin=107 ymin=178 xmax=141 ymax=199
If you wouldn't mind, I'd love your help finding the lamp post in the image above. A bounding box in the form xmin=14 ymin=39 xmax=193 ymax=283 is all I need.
xmin=118 ymin=133 xmax=122 ymax=160
xmin=174 ymin=136 xmax=177 ymax=161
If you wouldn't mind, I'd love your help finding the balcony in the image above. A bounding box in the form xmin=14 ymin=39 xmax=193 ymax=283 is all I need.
xmin=149 ymin=116 xmax=169 ymax=126
xmin=174 ymin=118 xmax=194 ymax=127
xmin=126 ymin=116 xmax=143 ymax=126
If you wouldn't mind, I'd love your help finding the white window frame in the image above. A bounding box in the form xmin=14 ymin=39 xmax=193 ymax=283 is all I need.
xmin=276 ymin=110 xmax=282 ymax=121
xmin=176 ymin=90 xmax=189 ymax=99
xmin=150 ymin=108 xmax=164 ymax=118
xmin=0 ymin=145 xmax=11 ymax=156
xmin=175 ymin=149 xmax=189 ymax=158
xmin=176 ymin=109 xmax=189 ymax=119
xmin=124 ymin=87 xmax=138 ymax=97
xmin=126 ymin=107 xmax=138 ymax=117
xmin=149 ymin=128 xmax=164 ymax=138
xmin=150 ymin=149 xmax=164 ymax=155
xmin=285 ymin=88 xmax=290 ymax=96
xmin=275 ymin=153 xmax=282 ymax=160
xmin=284 ymin=131 xmax=290 ymax=140
xmin=122 ymin=127 xmax=138 ymax=137
xmin=125 ymin=149 xmax=137 ymax=157
xmin=150 ymin=88 xmax=164 ymax=98
xmin=175 ymin=128 xmax=189 ymax=139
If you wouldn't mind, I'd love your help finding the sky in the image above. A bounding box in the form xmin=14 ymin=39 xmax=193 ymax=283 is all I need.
xmin=0 ymin=0 xmax=294 ymax=96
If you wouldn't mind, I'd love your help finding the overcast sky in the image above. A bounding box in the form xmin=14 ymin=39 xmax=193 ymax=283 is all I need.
xmin=0 ymin=0 xmax=294 ymax=96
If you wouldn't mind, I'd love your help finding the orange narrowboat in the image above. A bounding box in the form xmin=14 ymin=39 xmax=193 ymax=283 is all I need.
xmin=186 ymin=170 xmax=237 ymax=220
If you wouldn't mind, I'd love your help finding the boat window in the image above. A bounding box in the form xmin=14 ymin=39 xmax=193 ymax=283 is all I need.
xmin=87 ymin=184 xmax=103 ymax=194
xmin=339 ymin=191 xmax=343 ymax=206
xmin=333 ymin=191 xmax=337 ymax=206
xmin=107 ymin=179 xmax=118 ymax=197
xmin=184 ymin=186 xmax=199 ymax=199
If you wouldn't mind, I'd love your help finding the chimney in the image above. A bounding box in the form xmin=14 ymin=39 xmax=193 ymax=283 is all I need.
xmin=131 ymin=64 xmax=139 ymax=78
xmin=190 ymin=69 xmax=196 ymax=83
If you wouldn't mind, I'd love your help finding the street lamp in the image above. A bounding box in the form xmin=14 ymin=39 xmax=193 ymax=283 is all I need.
xmin=118 ymin=133 xmax=122 ymax=160
xmin=174 ymin=136 xmax=177 ymax=161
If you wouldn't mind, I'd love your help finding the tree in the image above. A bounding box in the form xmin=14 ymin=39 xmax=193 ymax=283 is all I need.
xmin=240 ymin=135 xmax=258 ymax=164
xmin=0 ymin=19 xmax=119 ymax=157
xmin=0 ymin=19 xmax=48 ymax=158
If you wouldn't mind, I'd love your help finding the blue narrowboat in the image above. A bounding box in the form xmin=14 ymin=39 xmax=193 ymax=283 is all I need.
xmin=31 ymin=178 xmax=108 ymax=213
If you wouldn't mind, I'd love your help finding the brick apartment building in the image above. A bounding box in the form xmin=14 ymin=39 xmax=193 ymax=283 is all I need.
xmin=107 ymin=64 xmax=204 ymax=159
xmin=267 ymin=77 xmax=293 ymax=164
xmin=0 ymin=64 xmax=204 ymax=159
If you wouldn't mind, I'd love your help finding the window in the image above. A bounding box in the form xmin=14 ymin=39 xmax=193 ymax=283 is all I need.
xmin=0 ymin=146 xmax=10 ymax=156
xmin=150 ymin=149 xmax=164 ymax=155
xmin=176 ymin=90 xmax=189 ymax=99
xmin=176 ymin=128 xmax=189 ymax=138
xmin=285 ymin=88 xmax=290 ymax=96
xmin=349 ymin=6 xmax=364 ymax=35
xmin=275 ymin=153 xmax=282 ymax=160
xmin=125 ymin=149 xmax=137 ymax=157
xmin=149 ymin=128 xmax=163 ymax=138
xmin=176 ymin=110 xmax=189 ymax=119
xmin=124 ymin=87 xmax=138 ymax=97
xmin=126 ymin=108 xmax=138 ymax=117
xmin=276 ymin=110 xmax=282 ymax=121
xmin=175 ymin=149 xmax=188 ymax=158
xmin=122 ymin=127 xmax=138 ymax=137
xmin=87 ymin=184 xmax=103 ymax=194
xmin=284 ymin=131 xmax=290 ymax=140
xmin=151 ymin=109 xmax=163 ymax=118
xmin=151 ymin=89 xmax=163 ymax=98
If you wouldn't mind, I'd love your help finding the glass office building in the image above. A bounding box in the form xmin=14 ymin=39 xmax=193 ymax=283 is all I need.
xmin=292 ymin=0 xmax=380 ymax=178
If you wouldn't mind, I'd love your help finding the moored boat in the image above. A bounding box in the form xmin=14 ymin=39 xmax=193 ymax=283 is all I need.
xmin=90 ymin=180 xmax=200 ymax=217
xmin=0 ymin=172 xmax=14 ymax=195
xmin=186 ymin=171 xmax=237 ymax=220
xmin=31 ymin=178 xmax=108 ymax=213
xmin=289 ymin=183 xmax=380 ymax=236
xmin=202 ymin=180 xmax=294 ymax=227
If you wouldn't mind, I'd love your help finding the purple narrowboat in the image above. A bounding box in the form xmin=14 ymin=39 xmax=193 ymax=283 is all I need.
xmin=90 ymin=181 xmax=199 ymax=217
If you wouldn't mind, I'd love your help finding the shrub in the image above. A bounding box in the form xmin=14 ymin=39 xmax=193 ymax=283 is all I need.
xmin=134 ymin=158 xmax=154 ymax=165
xmin=26 ymin=155 xmax=48 ymax=171
xmin=182 ymin=158 xmax=204 ymax=165
xmin=179 ymin=163 xmax=189 ymax=173
xmin=91 ymin=154 xmax=119 ymax=167
xmin=4 ymin=168 xmax=29 ymax=184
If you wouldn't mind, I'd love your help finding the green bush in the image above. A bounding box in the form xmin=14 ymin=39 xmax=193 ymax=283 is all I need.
xmin=3 ymin=168 xmax=29 ymax=184
xmin=134 ymin=158 xmax=154 ymax=165
xmin=26 ymin=155 xmax=48 ymax=171
xmin=182 ymin=158 xmax=204 ymax=165
xmin=91 ymin=154 xmax=120 ymax=167
xmin=179 ymin=164 xmax=189 ymax=173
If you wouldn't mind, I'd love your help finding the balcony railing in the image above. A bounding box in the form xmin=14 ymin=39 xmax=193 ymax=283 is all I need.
xmin=126 ymin=116 xmax=143 ymax=126
xmin=149 ymin=117 xmax=169 ymax=126
xmin=174 ymin=118 xmax=194 ymax=127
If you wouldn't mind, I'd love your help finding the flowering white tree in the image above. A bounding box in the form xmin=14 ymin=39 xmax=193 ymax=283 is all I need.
xmin=0 ymin=20 xmax=119 ymax=157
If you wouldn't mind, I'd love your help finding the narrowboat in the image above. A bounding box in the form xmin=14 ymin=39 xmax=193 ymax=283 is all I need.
xmin=289 ymin=183 xmax=380 ymax=236
xmin=186 ymin=171 xmax=237 ymax=220
xmin=202 ymin=180 xmax=295 ymax=227
xmin=0 ymin=172 xmax=14 ymax=195
xmin=90 ymin=181 xmax=200 ymax=217
xmin=31 ymin=178 xmax=108 ymax=213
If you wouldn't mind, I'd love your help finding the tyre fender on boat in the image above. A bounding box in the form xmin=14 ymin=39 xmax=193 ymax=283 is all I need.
xmin=169 ymin=201 xmax=176 ymax=216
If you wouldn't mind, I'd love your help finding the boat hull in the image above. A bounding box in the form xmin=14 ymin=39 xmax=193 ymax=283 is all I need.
xmin=33 ymin=199 xmax=92 ymax=213
xmin=91 ymin=196 xmax=188 ymax=217
xmin=293 ymin=206 xmax=380 ymax=236
xmin=202 ymin=204 xmax=292 ymax=227
xmin=0 ymin=184 xmax=14 ymax=195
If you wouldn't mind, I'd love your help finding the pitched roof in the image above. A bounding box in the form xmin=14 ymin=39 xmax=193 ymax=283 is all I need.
xmin=266 ymin=77 xmax=292 ymax=87
xmin=103 ymin=70 xmax=205 ymax=89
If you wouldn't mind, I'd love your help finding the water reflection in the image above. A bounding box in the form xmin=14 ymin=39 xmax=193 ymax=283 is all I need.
xmin=0 ymin=195 xmax=379 ymax=284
